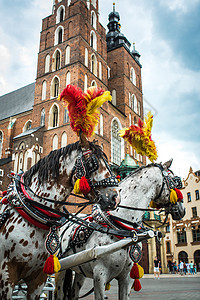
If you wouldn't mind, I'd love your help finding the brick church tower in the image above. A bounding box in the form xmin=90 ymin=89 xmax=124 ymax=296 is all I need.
xmin=0 ymin=0 xmax=145 ymax=190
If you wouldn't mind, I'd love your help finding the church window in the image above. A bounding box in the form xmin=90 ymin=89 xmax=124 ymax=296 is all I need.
xmin=65 ymin=46 xmax=70 ymax=64
xmin=133 ymin=95 xmax=138 ymax=113
xmin=66 ymin=71 xmax=71 ymax=85
xmin=56 ymin=51 xmax=61 ymax=70
xmin=58 ymin=28 xmax=63 ymax=44
xmin=60 ymin=8 xmax=64 ymax=22
xmin=49 ymin=104 xmax=59 ymax=128
xmin=112 ymin=90 xmax=116 ymax=106
xmin=130 ymin=67 xmax=136 ymax=85
xmin=41 ymin=108 xmax=45 ymax=126
xmin=42 ymin=80 xmax=47 ymax=100
xmin=84 ymin=74 xmax=88 ymax=92
xmin=52 ymin=134 xmax=58 ymax=150
xmin=91 ymin=80 xmax=97 ymax=87
xmin=100 ymin=114 xmax=103 ymax=136
xmin=52 ymin=49 xmax=62 ymax=71
xmin=111 ymin=119 xmax=122 ymax=166
xmin=107 ymin=67 xmax=110 ymax=79
xmin=61 ymin=132 xmax=67 ymax=148
xmin=55 ymin=26 xmax=64 ymax=45
xmin=45 ymin=54 xmax=50 ymax=73
xmin=91 ymin=54 xmax=97 ymax=75
xmin=91 ymin=11 xmax=96 ymax=29
xmin=24 ymin=120 xmax=32 ymax=132
xmin=85 ymin=48 xmax=88 ymax=67
xmin=0 ymin=131 xmax=3 ymax=159
xmin=99 ymin=62 xmax=102 ymax=79
xmin=129 ymin=113 xmax=131 ymax=126
xmin=90 ymin=31 xmax=97 ymax=50
xmin=51 ymin=76 xmax=60 ymax=98
xmin=64 ymin=108 xmax=69 ymax=123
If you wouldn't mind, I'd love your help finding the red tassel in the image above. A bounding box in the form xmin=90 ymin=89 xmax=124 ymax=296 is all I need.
xmin=43 ymin=255 xmax=54 ymax=275
xmin=133 ymin=279 xmax=142 ymax=291
xmin=175 ymin=188 xmax=183 ymax=201
xmin=79 ymin=176 xmax=91 ymax=195
xmin=2 ymin=198 xmax=8 ymax=204
xmin=2 ymin=191 xmax=7 ymax=196
xmin=130 ymin=262 xmax=139 ymax=279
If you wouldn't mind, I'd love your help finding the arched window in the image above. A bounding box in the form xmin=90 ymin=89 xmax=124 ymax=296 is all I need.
xmin=112 ymin=90 xmax=116 ymax=106
xmin=111 ymin=119 xmax=122 ymax=166
xmin=52 ymin=134 xmax=58 ymax=150
xmin=86 ymin=0 xmax=90 ymax=9
xmin=24 ymin=120 xmax=32 ymax=132
xmin=64 ymin=108 xmax=69 ymax=123
xmin=129 ymin=113 xmax=132 ymax=126
xmin=18 ymin=151 xmax=24 ymax=171
xmin=90 ymin=31 xmax=97 ymax=50
xmin=134 ymin=116 xmax=137 ymax=124
xmin=41 ymin=108 xmax=45 ymax=126
xmin=91 ymin=80 xmax=97 ymax=87
xmin=65 ymin=46 xmax=70 ymax=64
xmin=91 ymin=54 xmax=97 ymax=75
xmin=100 ymin=114 xmax=103 ymax=136
xmin=85 ymin=48 xmax=88 ymax=67
xmin=138 ymin=100 xmax=141 ymax=116
xmin=130 ymin=67 xmax=136 ymax=85
xmin=51 ymin=76 xmax=60 ymax=98
xmin=61 ymin=132 xmax=67 ymax=147
xmin=14 ymin=153 xmax=19 ymax=173
xmin=178 ymin=251 xmax=188 ymax=263
xmin=129 ymin=92 xmax=131 ymax=107
xmin=23 ymin=150 xmax=28 ymax=172
xmin=91 ymin=11 xmax=96 ymax=29
xmin=60 ymin=8 xmax=64 ymax=22
xmin=84 ymin=74 xmax=88 ymax=92
xmin=42 ymin=80 xmax=47 ymax=100
xmin=45 ymin=54 xmax=50 ymax=73
xmin=99 ymin=62 xmax=102 ymax=80
xmin=52 ymin=49 xmax=61 ymax=71
xmin=55 ymin=26 xmax=64 ymax=45
xmin=49 ymin=104 xmax=59 ymax=128
xmin=133 ymin=95 xmax=138 ymax=113
xmin=66 ymin=71 xmax=71 ymax=85
xmin=0 ymin=131 xmax=3 ymax=159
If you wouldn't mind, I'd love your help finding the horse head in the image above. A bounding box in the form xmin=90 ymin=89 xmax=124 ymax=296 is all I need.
xmin=153 ymin=159 xmax=186 ymax=220
xmin=71 ymin=133 xmax=120 ymax=211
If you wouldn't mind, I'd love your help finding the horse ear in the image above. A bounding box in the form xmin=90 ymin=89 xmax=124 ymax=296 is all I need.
xmin=79 ymin=131 xmax=90 ymax=149
xmin=163 ymin=158 xmax=173 ymax=170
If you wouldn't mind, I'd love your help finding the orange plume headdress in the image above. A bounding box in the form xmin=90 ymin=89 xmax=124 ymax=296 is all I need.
xmin=119 ymin=112 xmax=158 ymax=163
xmin=58 ymin=84 xmax=111 ymax=138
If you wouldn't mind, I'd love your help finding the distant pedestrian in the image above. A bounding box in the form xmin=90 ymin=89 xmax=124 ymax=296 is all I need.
xmin=194 ymin=263 xmax=197 ymax=274
xmin=179 ymin=260 xmax=184 ymax=275
xmin=186 ymin=262 xmax=190 ymax=274
xmin=154 ymin=256 xmax=160 ymax=279
xmin=173 ymin=261 xmax=177 ymax=274
xmin=190 ymin=261 xmax=194 ymax=274
xmin=184 ymin=262 xmax=187 ymax=275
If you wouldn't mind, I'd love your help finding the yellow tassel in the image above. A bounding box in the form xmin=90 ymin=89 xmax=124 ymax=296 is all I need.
xmin=53 ymin=255 xmax=61 ymax=273
xmin=138 ymin=264 xmax=144 ymax=279
xmin=74 ymin=179 xmax=81 ymax=195
xmin=170 ymin=189 xmax=178 ymax=204
xmin=105 ymin=283 xmax=111 ymax=291
xmin=149 ymin=200 xmax=159 ymax=208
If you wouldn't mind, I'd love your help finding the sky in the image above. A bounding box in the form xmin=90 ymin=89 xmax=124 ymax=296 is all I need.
xmin=0 ymin=0 xmax=200 ymax=178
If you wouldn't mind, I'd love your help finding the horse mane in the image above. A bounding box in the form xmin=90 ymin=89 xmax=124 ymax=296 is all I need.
xmin=24 ymin=141 xmax=106 ymax=186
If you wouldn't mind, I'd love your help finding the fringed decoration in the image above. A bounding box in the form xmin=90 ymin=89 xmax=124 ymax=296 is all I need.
xmin=105 ymin=283 xmax=111 ymax=291
xmin=73 ymin=177 xmax=91 ymax=195
xmin=133 ymin=279 xmax=142 ymax=291
xmin=58 ymin=84 xmax=112 ymax=138
xmin=43 ymin=254 xmax=61 ymax=275
xmin=130 ymin=263 xmax=144 ymax=292
xmin=74 ymin=179 xmax=81 ymax=195
xmin=175 ymin=188 xmax=183 ymax=202
xmin=170 ymin=189 xmax=178 ymax=204
xmin=119 ymin=112 xmax=158 ymax=163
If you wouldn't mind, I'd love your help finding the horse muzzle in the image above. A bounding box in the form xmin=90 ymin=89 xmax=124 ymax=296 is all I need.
xmin=98 ymin=189 xmax=121 ymax=211
xmin=170 ymin=202 xmax=186 ymax=220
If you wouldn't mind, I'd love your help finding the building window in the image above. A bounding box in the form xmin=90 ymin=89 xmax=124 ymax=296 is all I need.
xmin=49 ymin=104 xmax=59 ymax=128
xmin=64 ymin=108 xmax=69 ymax=123
xmin=187 ymin=192 xmax=191 ymax=202
xmin=91 ymin=11 xmax=96 ymax=29
xmin=41 ymin=108 xmax=45 ymax=126
xmin=90 ymin=31 xmax=97 ymax=50
xmin=112 ymin=90 xmax=116 ymax=106
xmin=99 ymin=62 xmax=102 ymax=80
xmin=166 ymin=241 xmax=171 ymax=254
xmin=58 ymin=28 xmax=63 ymax=44
xmin=65 ymin=46 xmax=70 ymax=64
xmin=66 ymin=71 xmax=71 ymax=85
xmin=42 ymin=80 xmax=47 ymax=100
xmin=192 ymin=226 xmax=200 ymax=242
xmin=0 ymin=169 xmax=3 ymax=177
xmin=51 ymin=77 xmax=59 ymax=98
xmin=192 ymin=207 xmax=197 ymax=218
xmin=177 ymin=228 xmax=187 ymax=244
xmin=195 ymin=190 xmax=199 ymax=200
xmin=130 ymin=67 xmax=136 ymax=85
xmin=52 ymin=49 xmax=62 ymax=71
xmin=133 ymin=95 xmax=138 ymax=113
xmin=60 ymin=8 xmax=64 ymax=22
xmin=100 ymin=114 xmax=103 ymax=136
xmin=91 ymin=54 xmax=97 ymax=75
xmin=84 ymin=74 xmax=88 ymax=92
xmin=91 ymin=80 xmax=97 ymax=87
xmin=56 ymin=51 xmax=61 ymax=71
xmin=178 ymin=251 xmax=188 ymax=263
xmin=61 ymin=132 xmax=67 ymax=148
xmin=52 ymin=134 xmax=58 ymax=150
xmin=45 ymin=54 xmax=50 ymax=73
xmin=0 ymin=131 xmax=3 ymax=159
xmin=24 ymin=120 xmax=32 ymax=132
xmin=111 ymin=119 xmax=122 ymax=166
xmin=55 ymin=26 xmax=64 ymax=45
xmin=85 ymin=48 xmax=88 ymax=67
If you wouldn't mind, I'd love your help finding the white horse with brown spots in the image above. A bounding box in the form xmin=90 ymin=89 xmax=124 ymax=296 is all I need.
xmin=0 ymin=136 xmax=120 ymax=300
xmin=56 ymin=160 xmax=185 ymax=300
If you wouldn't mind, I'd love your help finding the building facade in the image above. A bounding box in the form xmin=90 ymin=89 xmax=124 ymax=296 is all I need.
xmin=0 ymin=0 xmax=145 ymax=193
xmin=165 ymin=167 xmax=200 ymax=271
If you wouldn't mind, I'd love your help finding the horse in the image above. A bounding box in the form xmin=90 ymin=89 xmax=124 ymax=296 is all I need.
xmin=56 ymin=159 xmax=185 ymax=300
xmin=0 ymin=134 xmax=120 ymax=300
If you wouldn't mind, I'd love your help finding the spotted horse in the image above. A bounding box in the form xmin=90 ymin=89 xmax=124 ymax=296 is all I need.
xmin=56 ymin=159 xmax=186 ymax=300
xmin=0 ymin=134 xmax=120 ymax=300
